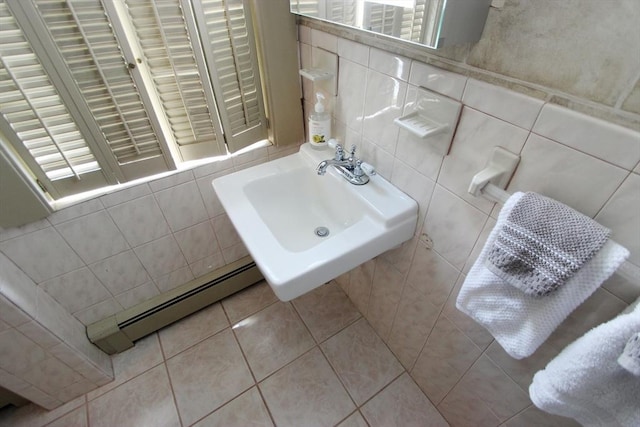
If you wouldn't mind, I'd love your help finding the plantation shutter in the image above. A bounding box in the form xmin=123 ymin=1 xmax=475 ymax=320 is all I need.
xmin=32 ymin=0 xmax=173 ymax=180
xmin=0 ymin=0 xmax=112 ymax=198
xmin=328 ymin=0 xmax=357 ymax=26
xmin=123 ymin=0 xmax=227 ymax=159
xmin=1 ymin=0 xmax=270 ymax=202
xmin=192 ymin=0 xmax=267 ymax=152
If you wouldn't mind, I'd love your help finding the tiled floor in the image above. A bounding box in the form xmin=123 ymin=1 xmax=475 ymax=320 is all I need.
xmin=0 ymin=281 xmax=449 ymax=427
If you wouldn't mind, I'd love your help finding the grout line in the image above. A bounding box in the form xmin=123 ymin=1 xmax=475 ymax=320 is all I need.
xmin=161 ymin=361 xmax=184 ymax=427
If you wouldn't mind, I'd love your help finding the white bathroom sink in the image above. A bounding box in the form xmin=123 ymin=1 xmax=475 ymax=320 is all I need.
xmin=212 ymin=143 xmax=418 ymax=301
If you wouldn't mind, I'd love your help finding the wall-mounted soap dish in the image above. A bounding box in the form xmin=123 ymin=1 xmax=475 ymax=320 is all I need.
xmin=395 ymin=86 xmax=462 ymax=155
xmin=394 ymin=112 xmax=448 ymax=139
xmin=299 ymin=47 xmax=338 ymax=96
xmin=299 ymin=68 xmax=333 ymax=81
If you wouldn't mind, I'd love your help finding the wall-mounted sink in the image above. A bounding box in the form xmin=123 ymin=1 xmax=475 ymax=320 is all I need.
xmin=212 ymin=143 xmax=418 ymax=301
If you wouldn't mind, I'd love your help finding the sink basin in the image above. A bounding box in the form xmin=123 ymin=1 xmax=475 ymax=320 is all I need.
xmin=212 ymin=143 xmax=418 ymax=301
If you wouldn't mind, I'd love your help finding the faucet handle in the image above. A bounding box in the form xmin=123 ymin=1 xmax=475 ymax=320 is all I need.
xmin=334 ymin=144 xmax=344 ymax=161
xmin=353 ymin=160 xmax=376 ymax=177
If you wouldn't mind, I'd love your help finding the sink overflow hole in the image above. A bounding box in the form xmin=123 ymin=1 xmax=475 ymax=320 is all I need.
xmin=314 ymin=226 xmax=330 ymax=237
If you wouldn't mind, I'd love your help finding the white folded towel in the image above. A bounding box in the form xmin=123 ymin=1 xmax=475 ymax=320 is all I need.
xmin=456 ymin=192 xmax=629 ymax=359
xmin=618 ymin=332 xmax=640 ymax=376
xmin=529 ymin=301 xmax=640 ymax=427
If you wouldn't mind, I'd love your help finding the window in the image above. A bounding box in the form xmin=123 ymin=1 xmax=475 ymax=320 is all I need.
xmin=0 ymin=0 xmax=267 ymax=199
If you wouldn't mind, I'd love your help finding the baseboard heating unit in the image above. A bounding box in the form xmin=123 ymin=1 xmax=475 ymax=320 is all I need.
xmin=87 ymin=256 xmax=263 ymax=354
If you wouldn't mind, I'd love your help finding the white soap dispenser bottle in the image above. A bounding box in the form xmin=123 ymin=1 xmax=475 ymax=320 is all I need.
xmin=309 ymin=92 xmax=331 ymax=148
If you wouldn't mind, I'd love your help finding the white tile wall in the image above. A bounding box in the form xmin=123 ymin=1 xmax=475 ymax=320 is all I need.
xmin=0 ymin=147 xmax=283 ymax=329
xmin=299 ymin=27 xmax=640 ymax=427
xmin=0 ymin=254 xmax=113 ymax=409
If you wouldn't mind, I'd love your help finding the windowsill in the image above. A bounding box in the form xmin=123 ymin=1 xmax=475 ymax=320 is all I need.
xmin=51 ymin=139 xmax=274 ymax=212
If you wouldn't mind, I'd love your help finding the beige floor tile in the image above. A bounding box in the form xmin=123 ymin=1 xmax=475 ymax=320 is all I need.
xmin=321 ymin=318 xmax=403 ymax=405
xmin=260 ymin=348 xmax=355 ymax=427
xmin=166 ymin=328 xmax=254 ymax=426
xmin=86 ymin=333 xmax=163 ymax=401
xmin=292 ymin=282 xmax=361 ymax=343
xmin=503 ymin=406 xmax=580 ymax=427
xmin=192 ymin=387 xmax=273 ymax=427
xmin=411 ymin=315 xmax=482 ymax=405
xmin=46 ymin=406 xmax=86 ymax=427
xmin=438 ymin=355 xmax=530 ymax=425
xmin=233 ymin=302 xmax=314 ymax=381
xmin=361 ymin=373 xmax=448 ymax=427
xmin=336 ymin=411 xmax=369 ymax=427
xmin=159 ymin=302 xmax=228 ymax=359
xmin=87 ymin=364 xmax=180 ymax=427
xmin=0 ymin=395 xmax=85 ymax=427
xmin=222 ymin=281 xmax=278 ymax=324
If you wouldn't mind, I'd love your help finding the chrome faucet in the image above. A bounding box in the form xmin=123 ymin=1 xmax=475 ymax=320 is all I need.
xmin=316 ymin=143 xmax=375 ymax=185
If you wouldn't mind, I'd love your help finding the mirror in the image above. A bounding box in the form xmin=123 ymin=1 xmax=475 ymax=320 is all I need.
xmin=290 ymin=0 xmax=492 ymax=49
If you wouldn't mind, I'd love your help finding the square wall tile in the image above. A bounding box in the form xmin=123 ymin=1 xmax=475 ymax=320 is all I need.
xmin=73 ymin=298 xmax=122 ymax=326
xmin=408 ymin=61 xmax=467 ymax=100
xmin=260 ymin=348 xmax=355 ymax=427
xmin=438 ymin=107 xmax=529 ymax=214
xmin=107 ymin=194 xmax=170 ymax=247
xmin=390 ymin=157 xmax=436 ymax=233
xmin=100 ymin=183 xmax=151 ymax=208
xmin=0 ymin=227 xmax=84 ymax=283
xmin=211 ymin=215 xmax=241 ymax=249
xmin=40 ymin=268 xmax=111 ymax=314
xmin=0 ymin=252 xmax=38 ymax=319
xmin=149 ymin=170 xmax=194 ymax=193
xmin=55 ymin=211 xmax=129 ymax=264
xmin=595 ymin=172 xmax=640 ymax=266
xmin=90 ymin=250 xmax=150 ymax=295
xmin=365 ymin=259 xmax=405 ymax=341
xmin=196 ymin=174 xmax=226 ymax=219
xmin=114 ymin=282 xmax=159 ymax=310
xmin=21 ymin=357 xmax=83 ymax=396
xmin=362 ymin=70 xmax=407 ymax=155
xmin=405 ymin=243 xmax=459 ymax=306
xmin=533 ymin=103 xmax=640 ymax=170
xmin=154 ymin=181 xmax=209 ymax=232
xmin=369 ymin=48 xmax=410 ymax=81
xmin=153 ymin=266 xmax=194 ymax=293
xmin=48 ymin=198 xmax=104 ymax=226
xmin=0 ymin=329 xmax=46 ymax=375
xmin=347 ymin=259 xmax=375 ymax=316
xmin=386 ymin=283 xmax=441 ymax=369
xmin=335 ymin=58 xmax=368 ymax=132
xmin=189 ymin=252 xmax=226 ymax=278
xmin=311 ymin=28 xmax=337 ymax=52
xmin=423 ymin=185 xmax=488 ymax=269
xmin=463 ymin=79 xmax=544 ymax=129
xmin=174 ymin=221 xmax=220 ymax=264
xmin=133 ymin=235 xmax=187 ymax=279
xmin=338 ymin=38 xmax=369 ymax=66
xmin=508 ymin=133 xmax=628 ymax=217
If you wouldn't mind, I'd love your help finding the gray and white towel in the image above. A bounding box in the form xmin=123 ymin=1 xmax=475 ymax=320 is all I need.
xmin=618 ymin=332 xmax=640 ymax=376
xmin=487 ymin=192 xmax=611 ymax=296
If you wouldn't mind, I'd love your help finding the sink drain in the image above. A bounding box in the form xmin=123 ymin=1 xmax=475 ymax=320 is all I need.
xmin=314 ymin=226 xmax=330 ymax=237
